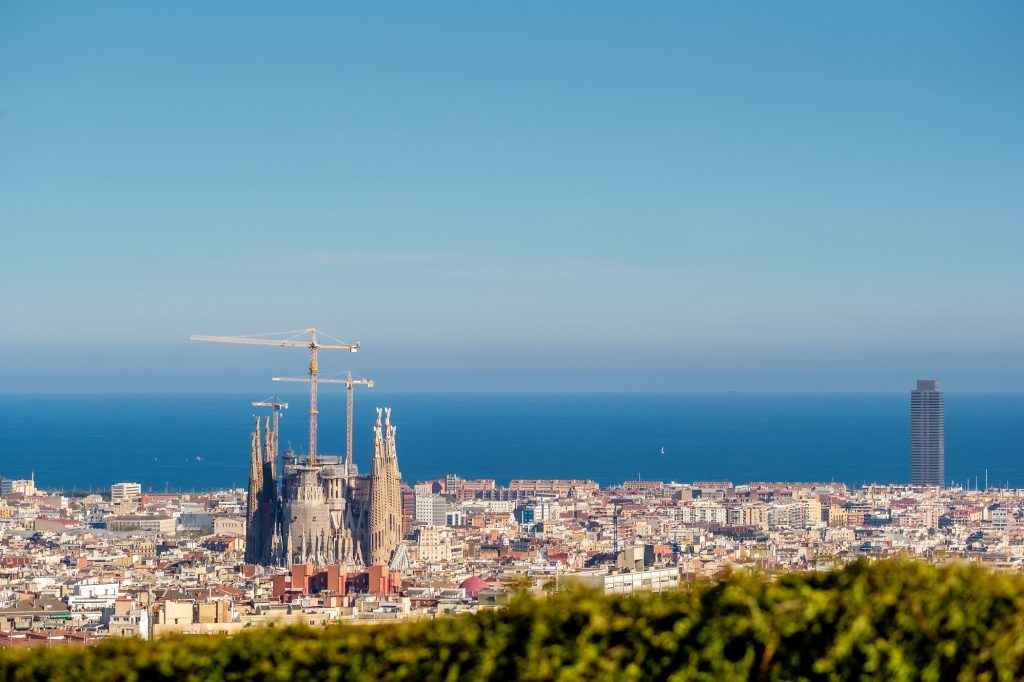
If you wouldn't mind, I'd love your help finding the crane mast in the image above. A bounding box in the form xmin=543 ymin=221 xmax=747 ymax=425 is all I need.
xmin=342 ymin=371 xmax=374 ymax=473
xmin=309 ymin=333 xmax=319 ymax=465
xmin=190 ymin=328 xmax=359 ymax=466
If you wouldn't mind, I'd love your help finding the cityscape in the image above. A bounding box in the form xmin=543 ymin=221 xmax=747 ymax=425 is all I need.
xmin=3 ymin=363 xmax=1021 ymax=645
xmin=2 ymin=2 xmax=1021 ymax=677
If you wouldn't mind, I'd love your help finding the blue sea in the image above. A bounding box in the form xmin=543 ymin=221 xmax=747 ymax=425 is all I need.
xmin=1 ymin=393 xmax=1022 ymax=492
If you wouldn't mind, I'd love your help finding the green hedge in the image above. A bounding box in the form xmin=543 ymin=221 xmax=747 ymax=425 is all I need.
xmin=4 ymin=560 xmax=1024 ymax=681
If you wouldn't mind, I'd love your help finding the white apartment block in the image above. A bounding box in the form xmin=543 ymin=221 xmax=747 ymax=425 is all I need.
xmin=564 ymin=566 xmax=680 ymax=595
xmin=111 ymin=482 xmax=143 ymax=503
xmin=415 ymin=494 xmax=447 ymax=526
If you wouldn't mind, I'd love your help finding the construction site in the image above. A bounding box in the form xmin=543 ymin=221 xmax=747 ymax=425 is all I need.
xmin=190 ymin=329 xmax=406 ymax=571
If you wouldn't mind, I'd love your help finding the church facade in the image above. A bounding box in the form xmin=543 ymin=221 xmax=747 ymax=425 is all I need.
xmin=245 ymin=407 xmax=403 ymax=568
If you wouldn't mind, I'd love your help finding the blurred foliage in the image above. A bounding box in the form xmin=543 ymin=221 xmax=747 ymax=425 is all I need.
xmin=502 ymin=573 xmax=534 ymax=593
xmin=3 ymin=560 xmax=1024 ymax=681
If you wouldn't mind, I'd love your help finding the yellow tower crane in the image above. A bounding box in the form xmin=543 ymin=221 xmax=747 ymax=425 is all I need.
xmin=273 ymin=371 xmax=373 ymax=473
xmin=190 ymin=328 xmax=359 ymax=466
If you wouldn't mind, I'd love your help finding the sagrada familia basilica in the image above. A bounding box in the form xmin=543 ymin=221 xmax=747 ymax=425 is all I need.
xmin=244 ymin=407 xmax=403 ymax=569
xmin=189 ymin=328 xmax=404 ymax=570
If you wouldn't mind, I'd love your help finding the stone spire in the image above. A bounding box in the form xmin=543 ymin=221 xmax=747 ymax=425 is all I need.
xmin=256 ymin=416 xmax=282 ymax=566
xmin=244 ymin=417 xmax=265 ymax=564
xmin=367 ymin=407 xmax=402 ymax=566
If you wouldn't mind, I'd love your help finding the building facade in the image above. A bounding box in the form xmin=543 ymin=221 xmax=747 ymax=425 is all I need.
xmin=108 ymin=515 xmax=175 ymax=534
xmin=245 ymin=416 xmax=285 ymax=566
xmin=367 ymin=408 xmax=402 ymax=566
xmin=415 ymin=494 xmax=448 ymax=526
xmin=111 ymin=482 xmax=142 ymax=503
xmin=0 ymin=477 xmax=36 ymax=497
xmin=245 ymin=407 xmax=403 ymax=569
xmin=910 ymin=379 xmax=944 ymax=486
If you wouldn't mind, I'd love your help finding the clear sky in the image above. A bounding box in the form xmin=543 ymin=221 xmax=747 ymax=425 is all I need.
xmin=1 ymin=2 xmax=1022 ymax=392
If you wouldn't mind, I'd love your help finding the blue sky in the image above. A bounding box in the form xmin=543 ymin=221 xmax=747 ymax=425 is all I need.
xmin=1 ymin=2 xmax=1022 ymax=392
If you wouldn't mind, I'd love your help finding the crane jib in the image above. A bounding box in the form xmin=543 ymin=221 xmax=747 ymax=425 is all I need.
xmin=190 ymin=328 xmax=361 ymax=466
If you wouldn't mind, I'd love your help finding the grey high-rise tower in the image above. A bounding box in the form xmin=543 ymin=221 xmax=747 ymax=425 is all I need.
xmin=910 ymin=379 xmax=944 ymax=486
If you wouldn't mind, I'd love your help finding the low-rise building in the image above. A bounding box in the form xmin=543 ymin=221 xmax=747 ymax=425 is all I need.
xmin=109 ymin=515 xmax=175 ymax=535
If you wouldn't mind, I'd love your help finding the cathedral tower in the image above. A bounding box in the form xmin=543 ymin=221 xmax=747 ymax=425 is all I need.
xmin=244 ymin=417 xmax=266 ymax=564
xmin=367 ymin=407 xmax=402 ymax=566
xmin=245 ymin=416 xmax=284 ymax=565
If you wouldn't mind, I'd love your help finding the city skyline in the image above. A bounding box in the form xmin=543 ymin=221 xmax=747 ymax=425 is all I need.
xmin=3 ymin=4 xmax=1023 ymax=673
xmin=4 ymin=390 xmax=1022 ymax=493
xmin=2 ymin=2 xmax=1023 ymax=393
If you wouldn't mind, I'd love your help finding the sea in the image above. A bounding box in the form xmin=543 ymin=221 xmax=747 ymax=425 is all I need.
xmin=0 ymin=393 xmax=1022 ymax=493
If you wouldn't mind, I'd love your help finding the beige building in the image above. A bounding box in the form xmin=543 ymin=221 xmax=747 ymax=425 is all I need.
xmin=417 ymin=525 xmax=464 ymax=563
xmin=728 ymin=503 xmax=768 ymax=529
xmin=213 ymin=516 xmax=246 ymax=536
xmin=508 ymin=479 xmax=598 ymax=498
xmin=563 ymin=566 xmax=680 ymax=595
xmin=152 ymin=601 xmax=333 ymax=638
xmin=457 ymin=478 xmax=496 ymax=502
xmin=803 ymin=497 xmax=823 ymax=525
xmin=828 ymin=507 xmax=849 ymax=527
xmin=106 ymin=599 xmax=150 ymax=639
xmin=0 ymin=477 xmax=36 ymax=497
xmin=109 ymin=515 xmax=175 ymax=534
xmin=111 ymin=482 xmax=142 ymax=504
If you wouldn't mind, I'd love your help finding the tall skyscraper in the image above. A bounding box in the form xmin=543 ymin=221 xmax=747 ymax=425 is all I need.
xmin=910 ymin=379 xmax=944 ymax=486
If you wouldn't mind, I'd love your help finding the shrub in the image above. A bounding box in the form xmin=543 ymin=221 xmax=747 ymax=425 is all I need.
xmin=3 ymin=560 xmax=1024 ymax=681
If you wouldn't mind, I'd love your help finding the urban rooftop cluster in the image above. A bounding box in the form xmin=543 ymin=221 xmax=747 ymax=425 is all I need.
xmin=0 ymin=376 xmax=967 ymax=646
xmin=2 ymin=470 xmax=1021 ymax=647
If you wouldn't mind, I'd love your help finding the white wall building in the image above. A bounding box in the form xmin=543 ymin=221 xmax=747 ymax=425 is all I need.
xmin=111 ymin=482 xmax=143 ymax=503
xmin=415 ymin=494 xmax=447 ymax=526
xmin=68 ymin=582 xmax=121 ymax=610
xmin=563 ymin=566 xmax=680 ymax=595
